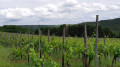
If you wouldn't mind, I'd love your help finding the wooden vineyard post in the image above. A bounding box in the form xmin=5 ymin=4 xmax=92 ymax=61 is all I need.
xmin=0 ymin=33 xmax=1 ymax=38
xmin=12 ymin=33 xmax=14 ymax=47
xmin=11 ymin=33 xmax=12 ymax=40
xmin=0 ymin=33 xmax=2 ymax=39
xmin=84 ymin=25 xmax=89 ymax=67
xmin=95 ymin=15 xmax=99 ymax=67
xmin=62 ymin=27 xmax=65 ymax=67
xmin=4 ymin=34 xmax=5 ymax=39
xmin=25 ymin=32 xmax=27 ymax=41
xmin=2 ymin=34 xmax=3 ymax=39
xmin=8 ymin=33 xmax=10 ymax=42
xmin=20 ymin=31 xmax=22 ymax=59
xmin=3 ymin=34 xmax=4 ymax=39
xmin=32 ymin=32 xmax=34 ymax=40
xmin=39 ymin=29 xmax=43 ymax=67
xmin=0 ymin=33 xmax=1 ymax=39
xmin=39 ymin=29 xmax=42 ymax=58
xmin=104 ymin=37 xmax=106 ymax=45
xmin=4 ymin=34 xmax=6 ymax=40
xmin=16 ymin=32 xmax=18 ymax=49
xmin=1 ymin=34 xmax=3 ymax=39
xmin=11 ymin=33 xmax=13 ymax=47
xmin=48 ymin=30 xmax=50 ymax=42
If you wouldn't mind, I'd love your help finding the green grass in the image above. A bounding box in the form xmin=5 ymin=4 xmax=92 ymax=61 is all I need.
xmin=0 ymin=44 xmax=36 ymax=67
xmin=0 ymin=44 xmax=11 ymax=67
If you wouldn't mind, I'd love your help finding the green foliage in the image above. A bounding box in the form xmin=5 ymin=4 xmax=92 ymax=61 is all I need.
xmin=0 ymin=32 xmax=120 ymax=67
xmin=109 ymin=44 xmax=120 ymax=57
xmin=0 ymin=25 xmax=33 ymax=33
xmin=36 ymin=24 xmax=115 ymax=38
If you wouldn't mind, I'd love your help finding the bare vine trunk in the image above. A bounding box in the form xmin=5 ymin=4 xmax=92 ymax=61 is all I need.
xmin=112 ymin=56 xmax=116 ymax=67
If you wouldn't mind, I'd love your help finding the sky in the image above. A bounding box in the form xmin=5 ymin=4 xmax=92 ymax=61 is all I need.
xmin=0 ymin=0 xmax=120 ymax=26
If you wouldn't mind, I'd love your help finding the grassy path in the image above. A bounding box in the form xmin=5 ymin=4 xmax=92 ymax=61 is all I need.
xmin=0 ymin=44 xmax=12 ymax=67
xmin=0 ymin=44 xmax=34 ymax=67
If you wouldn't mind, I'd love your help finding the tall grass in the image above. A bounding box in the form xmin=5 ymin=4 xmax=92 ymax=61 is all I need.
xmin=0 ymin=44 xmax=35 ymax=67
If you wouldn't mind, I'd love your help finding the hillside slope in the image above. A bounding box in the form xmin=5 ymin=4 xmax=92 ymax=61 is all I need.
xmin=19 ymin=18 xmax=120 ymax=34
xmin=82 ymin=18 xmax=120 ymax=33
xmin=20 ymin=25 xmax=60 ymax=30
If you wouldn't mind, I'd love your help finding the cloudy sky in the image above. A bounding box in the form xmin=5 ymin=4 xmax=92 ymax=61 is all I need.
xmin=0 ymin=0 xmax=120 ymax=26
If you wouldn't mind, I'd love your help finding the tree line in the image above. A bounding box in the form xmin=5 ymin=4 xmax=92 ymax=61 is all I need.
xmin=35 ymin=24 xmax=116 ymax=38
xmin=0 ymin=25 xmax=33 ymax=33
xmin=0 ymin=24 xmax=119 ymax=37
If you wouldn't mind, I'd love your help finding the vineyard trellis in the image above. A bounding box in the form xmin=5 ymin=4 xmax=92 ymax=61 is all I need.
xmin=0 ymin=15 xmax=120 ymax=67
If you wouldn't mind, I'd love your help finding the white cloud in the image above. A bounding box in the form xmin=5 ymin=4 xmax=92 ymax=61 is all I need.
xmin=0 ymin=1 xmax=119 ymax=19
xmin=111 ymin=5 xmax=119 ymax=10
xmin=60 ymin=0 xmax=81 ymax=12
xmin=92 ymin=3 xmax=107 ymax=11
xmin=80 ymin=3 xmax=108 ymax=13
xmin=63 ymin=0 xmax=79 ymax=7
xmin=47 ymin=4 xmax=59 ymax=12
xmin=0 ymin=7 xmax=35 ymax=19
xmin=0 ymin=0 xmax=120 ymax=25
xmin=34 ymin=7 xmax=51 ymax=15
